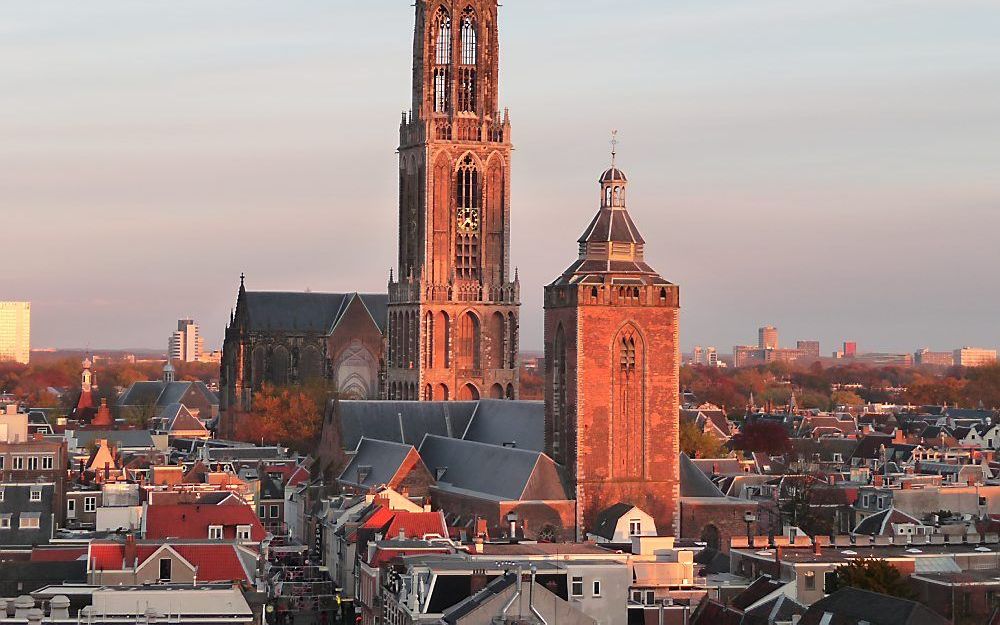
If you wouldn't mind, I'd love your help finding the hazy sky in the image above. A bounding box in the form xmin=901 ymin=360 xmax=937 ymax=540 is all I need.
xmin=3 ymin=0 xmax=999 ymax=354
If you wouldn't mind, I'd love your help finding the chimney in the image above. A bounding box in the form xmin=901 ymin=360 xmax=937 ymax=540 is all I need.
xmin=14 ymin=596 xmax=34 ymax=619
xmin=874 ymin=474 xmax=883 ymax=487
xmin=125 ymin=533 xmax=137 ymax=568
xmin=49 ymin=596 xmax=70 ymax=619
xmin=26 ymin=608 xmax=42 ymax=625
xmin=813 ymin=539 xmax=822 ymax=556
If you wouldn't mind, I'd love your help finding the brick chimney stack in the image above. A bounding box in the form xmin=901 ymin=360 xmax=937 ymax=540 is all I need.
xmin=124 ymin=533 xmax=137 ymax=568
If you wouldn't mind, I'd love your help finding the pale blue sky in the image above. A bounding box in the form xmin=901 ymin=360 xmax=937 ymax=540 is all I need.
xmin=3 ymin=0 xmax=999 ymax=354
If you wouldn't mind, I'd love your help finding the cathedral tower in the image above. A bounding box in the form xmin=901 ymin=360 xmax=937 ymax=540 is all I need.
xmin=387 ymin=0 xmax=520 ymax=402
xmin=544 ymin=157 xmax=681 ymax=539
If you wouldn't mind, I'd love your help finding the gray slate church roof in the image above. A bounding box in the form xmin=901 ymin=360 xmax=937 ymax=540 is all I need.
xmin=243 ymin=292 xmax=389 ymax=334
xmin=418 ymin=434 xmax=566 ymax=502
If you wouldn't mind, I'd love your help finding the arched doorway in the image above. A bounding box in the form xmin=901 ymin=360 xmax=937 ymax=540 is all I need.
xmin=490 ymin=383 xmax=504 ymax=399
xmin=700 ymin=524 xmax=721 ymax=551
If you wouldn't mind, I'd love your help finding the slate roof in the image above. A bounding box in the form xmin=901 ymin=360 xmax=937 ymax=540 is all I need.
xmin=578 ymin=204 xmax=646 ymax=245
xmin=338 ymin=438 xmax=420 ymax=489
xmin=730 ymin=575 xmax=785 ymax=611
xmin=242 ymin=292 xmax=388 ymax=334
xmin=679 ymin=453 xmax=726 ymax=498
xmin=745 ymin=594 xmax=806 ymax=624
xmin=335 ymin=401 xmax=479 ymax=450
xmin=0 ymin=561 xmax=86 ymax=597
xmin=165 ymin=404 xmax=208 ymax=434
xmin=72 ymin=429 xmax=154 ymax=450
xmin=118 ymin=380 xmax=218 ymax=410
xmin=418 ymin=435 xmax=566 ymax=502
xmin=590 ymin=503 xmax=635 ymax=540
xmin=0 ymin=484 xmax=55 ymax=547
xmin=461 ymin=400 xmax=544 ymax=451
xmin=442 ymin=573 xmax=517 ymax=624
xmin=800 ymin=587 xmax=949 ymax=625
xmin=853 ymin=507 xmax=924 ymax=536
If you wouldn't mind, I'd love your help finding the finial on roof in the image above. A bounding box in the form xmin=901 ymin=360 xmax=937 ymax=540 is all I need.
xmin=610 ymin=129 xmax=619 ymax=169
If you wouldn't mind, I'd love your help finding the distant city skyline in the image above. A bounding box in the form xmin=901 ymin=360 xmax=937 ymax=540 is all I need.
xmin=5 ymin=0 xmax=999 ymax=353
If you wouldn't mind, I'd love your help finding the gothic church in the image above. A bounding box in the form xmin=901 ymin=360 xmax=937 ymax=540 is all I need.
xmin=222 ymin=0 xmax=682 ymax=540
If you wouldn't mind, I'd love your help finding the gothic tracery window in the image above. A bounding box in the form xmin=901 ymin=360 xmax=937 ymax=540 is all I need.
xmin=434 ymin=8 xmax=452 ymax=113
xmin=455 ymin=11 xmax=478 ymax=113
xmin=456 ymin=156 xmax=481 ymax=279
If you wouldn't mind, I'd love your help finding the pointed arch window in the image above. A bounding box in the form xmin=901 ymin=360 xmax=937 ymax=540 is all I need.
xmin=435 ymin=9 xmax=452 ymax=65
xmin=457 ymin=9 xmax=478 ymax=112
xmin=461 ymin=13 xmax=477 ymax=65
xmin=456 ymin=156 xmax=481 ymax=279
xmin=433 ymin=8 xmax=452 ymax=113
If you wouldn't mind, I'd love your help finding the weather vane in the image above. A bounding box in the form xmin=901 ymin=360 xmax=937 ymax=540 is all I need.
xmin=610 ymin=129 xmax=619 ymax=168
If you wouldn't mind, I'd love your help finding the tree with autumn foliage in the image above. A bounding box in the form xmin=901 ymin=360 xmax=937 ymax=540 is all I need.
xmin=236 ymin=383 xmax=324 ymax=453
xmin=679 ymin=417 xmax=725 ymax=459
xmin=729 ymin=420 xmax=791 ymax=455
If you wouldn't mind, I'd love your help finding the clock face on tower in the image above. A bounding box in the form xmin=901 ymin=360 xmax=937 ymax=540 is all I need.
xmin=457 ymin=207 xmax=480 ymax=232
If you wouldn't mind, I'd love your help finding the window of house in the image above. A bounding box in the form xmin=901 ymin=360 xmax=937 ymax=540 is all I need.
xmin=0 ymin=487 xmax=4 ymax=502
xmin=84 ymin=497 xmax=96 ymax=513
xmin=159 ymin=558 xmax=172 ymax=581
xmin=861 ymin=494 xmax=870 ymax=508
xmin=42 ymin=456 xmax=53 ymax=470
xmin=208 ymin=525 xmax=224 ymax=540
xmin=592 ymin=580 xmax=601 ymax=597
xmin=237 ymin=525 xmax=252 ymax=541
xmin=27 ymin=456 xmax=38 ymax=471
xmin=67 ymin=499 xmax=76 ymax=519
xmin=629 ymin=519 xmax=642 ymax=536
xmin=631 ymin=591 xmax=643 ymax=603
xmin=258 ymin=505 xmax=266 ymax=518
xmin=824 ymin=572 xmax=837 ymax=592
xmin=12 ymin=456 xmax=24 ymax=470
xmin=0 ymin=456 xmax=4 ymax=469
xmin=804 ymin=571 xmax=816 ymax=590
xmin=0 ymin=514 xmax=10 ymax=529
xmin=30 ymin=488 xmax=42 ymax=502
xmin=571 ymin=576 xmax=583 ymax=597
xmin=20 ymin=515 xmax=40 ymax=529
xmin=645 ymin=591 xmax=655 ymax=605
xmin=269 ymin=505 xmax=279 ymax=518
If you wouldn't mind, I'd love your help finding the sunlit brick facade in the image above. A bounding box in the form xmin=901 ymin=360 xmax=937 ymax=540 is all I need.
xmin=386 ymin=0 xmax=520 ymax=403
xmin=545 ymin=165 xmax=681 ymax=539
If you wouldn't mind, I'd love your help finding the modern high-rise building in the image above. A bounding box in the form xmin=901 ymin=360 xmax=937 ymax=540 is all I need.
xmin=169 ymin=319 xmax=204 ymax=363
xmin=797 ymin=341 xmax=821 ymax=357
xmin=843 ymin=341 xmax=858 ymax=358
xmin=915 ymin=349 xmax=954 ymax=367
xmin=692 ymin=346 xmax=705 ymax=365
xmin=954 ymin=347 xmax=997 ymax=368
xmin=758 ymin=326 xmax=778 ymax=350
xmin=707 ymin=347 xmax=719 ymax=367
xmin=0 ymin=302 xmax=31 ymax=365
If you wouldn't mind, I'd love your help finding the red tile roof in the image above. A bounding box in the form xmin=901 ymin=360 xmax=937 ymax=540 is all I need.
xmin=88 ymin=541 xmax=253 ymax=583
xmin=383 ymin=511 xmax=448 ymax=540
xmin=30 ymin=547 xmax=87 ymax=562
xmin=144 ymin=504 xmax=266 ymax=542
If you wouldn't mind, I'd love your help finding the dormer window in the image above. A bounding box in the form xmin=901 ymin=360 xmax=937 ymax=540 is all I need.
xmin=208 ymin=525 xmax=223 ymax=540
xmin=30 ymin=488 xmax=42 ymax=502
xmin=237 ymin=525 xmax=252 ymax=541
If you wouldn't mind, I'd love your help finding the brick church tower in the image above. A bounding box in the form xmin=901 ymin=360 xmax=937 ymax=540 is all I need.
xmin=387 ymin=1 xmax=520 ymax=402
xmin=544 ymin=158 xmax=681 ymax=539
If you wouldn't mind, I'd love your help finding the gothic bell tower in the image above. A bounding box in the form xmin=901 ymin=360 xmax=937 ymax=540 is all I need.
xmin=544 ymin=152 xmax=681 ymax=539
xmin=387 ymin=0 xmax=520 ymax=402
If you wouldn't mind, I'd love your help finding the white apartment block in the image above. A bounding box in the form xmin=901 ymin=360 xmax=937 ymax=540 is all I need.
xmin=0 ymin=301 xmax=30 ymax=364
xmin=954 ymin=347 xmax=998 ymax=368
xmin=168 ymin=319 xmax=204 ymax=363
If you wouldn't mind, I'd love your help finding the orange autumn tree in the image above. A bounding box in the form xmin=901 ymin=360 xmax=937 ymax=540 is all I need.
xmin=237 ymin=383 xmax=324 ymax=453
